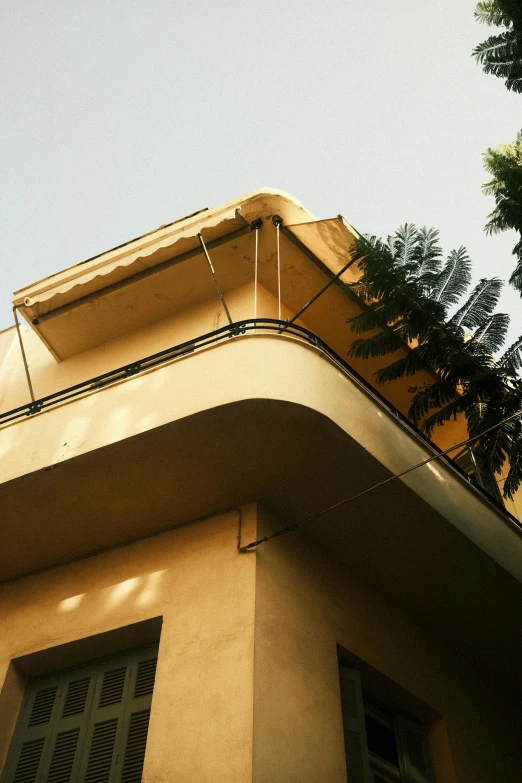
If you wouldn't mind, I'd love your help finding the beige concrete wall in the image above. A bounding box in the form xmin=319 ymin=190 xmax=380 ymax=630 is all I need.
xmin=252 ymin=507 xmax=522 ymax=783
xmin=1 ymin=502 xmax=520 ymax=783
xmin=0 ymin=506 xmax=257 ymax=783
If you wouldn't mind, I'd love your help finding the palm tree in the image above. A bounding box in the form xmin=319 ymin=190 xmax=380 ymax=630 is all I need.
xmin=473 ymin=0 xmax=522 ymax=93
xmin=345 ymin=225 xmax=522 ymax=500
xmin=482 ymin=130 xmax=522 ymax=291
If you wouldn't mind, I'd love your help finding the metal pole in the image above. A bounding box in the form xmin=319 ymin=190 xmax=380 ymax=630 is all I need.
xmin=254 ymin=227 xmax=258 ymax=320
xmin=13 ymin=307 xmax=35 ymax=402
xmin=197 ymin=232 xmax=233 ymax=325
xmin=272 ymin=216 xmax=283 ymax=321
xmin=279 ymin=255 xmax=358 ymax=333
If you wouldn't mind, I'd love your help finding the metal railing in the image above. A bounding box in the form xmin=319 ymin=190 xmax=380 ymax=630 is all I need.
xmin=0 ymin=318 xmax=508 ymax=513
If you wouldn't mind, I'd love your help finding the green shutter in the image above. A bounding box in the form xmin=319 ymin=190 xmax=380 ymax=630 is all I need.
xmin=338 ymin=667 xmax=372 ymax=783
xmin=77 ymin=646 xmax=158 ymax=783
xmin=1 ymin=666 xmax=97 ymax=783
xmin=1 ymin=675 xmax=61 ymax=783
xmin=115 ymin=653 xmax=157 ymax=783
xmin=1 ymin=646 xmax=158 ymax=783
xmin=77 ymin=658 xmax=131 ymax=783
xmin=395 ymin=713 xmax=434 ymax=783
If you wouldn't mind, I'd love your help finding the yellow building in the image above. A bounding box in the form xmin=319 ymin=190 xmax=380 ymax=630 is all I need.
xmin=0 ymin=188 xmax=521 ymax=782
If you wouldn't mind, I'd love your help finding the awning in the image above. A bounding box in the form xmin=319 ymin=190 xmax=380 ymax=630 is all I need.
xmin=11 ymin=194 xmax=358 ymax=361
xmin=285 ymin=216 xmax=359 ymax=283
xmin=14 ymin=206 xmax=248 ymax=321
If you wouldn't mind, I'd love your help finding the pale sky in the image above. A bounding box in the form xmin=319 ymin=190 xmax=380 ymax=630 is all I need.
xmin=1 ymin=0 xmax=521 ymax=344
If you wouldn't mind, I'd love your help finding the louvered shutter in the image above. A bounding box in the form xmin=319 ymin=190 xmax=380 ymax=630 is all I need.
xmin=395 ymin=714 xmax=434 ymax=783
xmin=1 ymin=667 xmax=97 ymax=783
xmin=1 ymin=646 xmax=158 ymax=783
xmin=77 ymin=646 xmax=158 ymax=783
xmin=338 ymin=667 xmax=372 ymax=783
xmin=1 ymin=675 xmax=61 ymax=783
xmin=115 ymin=652 xmax=157 ymax=783
xmin=40 ymin=669 xmax=98 ymax=783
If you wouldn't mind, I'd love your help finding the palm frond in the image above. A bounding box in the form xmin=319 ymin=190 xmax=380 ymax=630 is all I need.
xmin=419 ymin=397 xmax=468 ymax=435
xmin=346 ymin=303 xmax=389 ymax=335
xmin=473 ymin=1 xmax=522 ymax=92
xmin=393 ymin=224 xmax=419 ymax=268
xmin=373 ymin=350 xmax=430 ymax=385
xmin=432 ymin=248 xmax=472 ymax=312
xmin=475 ymin=1 xmax=510 ymax=26
xmin=449 ymin=278 xmax=503 ymax=329
xmin=500 ymin=333 xmax=522 ymax=370
xmin=412 ymin=227 xmax=443 ymax=279
xmin=348 ymin=330 xmax=404 ymax=361
xmin=472 ymin=312 xmax=510 ymax=353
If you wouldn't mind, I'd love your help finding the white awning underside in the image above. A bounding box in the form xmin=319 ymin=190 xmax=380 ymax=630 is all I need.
xmin=14 ymin=206 xmax=247 ymax=319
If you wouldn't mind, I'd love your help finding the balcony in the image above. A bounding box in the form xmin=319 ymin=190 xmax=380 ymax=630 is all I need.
xmin=2 ymin=321 xmax=522 ymax=691
xmin=0 ymin=318 xmax=514 ymax=509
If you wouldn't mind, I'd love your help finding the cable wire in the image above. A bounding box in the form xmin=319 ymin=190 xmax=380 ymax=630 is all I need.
xmin=239 ymin=408 xmax=522 ymax=551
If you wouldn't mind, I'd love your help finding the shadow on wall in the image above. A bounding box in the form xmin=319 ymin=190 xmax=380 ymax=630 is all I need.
xmin=0 ymin=509 xmax=243 ymax=649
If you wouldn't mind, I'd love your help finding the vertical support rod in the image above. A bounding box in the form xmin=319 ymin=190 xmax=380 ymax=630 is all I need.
xmin=272 ymin=217 xmax=282 ymax=321
xmin=197 ymin=232 xmax=233 ymax=326
xmin=277 ymin=223 xmax=281 ymax=320
xmin=254 ymin=227 xmax=259 ymax=321
xmin=13 ymin=307 xmax=35 ymax=403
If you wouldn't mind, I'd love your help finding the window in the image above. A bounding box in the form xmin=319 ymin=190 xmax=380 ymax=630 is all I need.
xmin=339 ymin=667 xmax=434 ymax=783
xmin=1 ymin=645 xmax=157 ymax=783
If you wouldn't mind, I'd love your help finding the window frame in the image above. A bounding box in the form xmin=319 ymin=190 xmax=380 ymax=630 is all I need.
xmin=338 ymin=664 xmax=435 ymax=783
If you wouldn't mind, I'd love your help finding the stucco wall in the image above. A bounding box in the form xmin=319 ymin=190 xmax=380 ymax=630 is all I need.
xmin=1 ymin=502 xmax=520 ymax=782
xmin=253 ymin=506 xmax=522 ymax=783
xmin=0 ymin=506 xmax=258 ymax=783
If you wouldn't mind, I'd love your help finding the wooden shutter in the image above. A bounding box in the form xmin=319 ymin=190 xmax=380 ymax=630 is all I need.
xmin=395 ymin=713 xmax=434 ymax=783
xmin=116 ymin=652 xmax=157 ymax=783
xmin=338 ymin=667 xmax=372 ymax=783
xmin=1 ymin=646 xmax=158 ymax=783
xmin=77 ymin=646 xmax=158 ymax=783
xmin=1 ymin=667 xmax=97 ymax=783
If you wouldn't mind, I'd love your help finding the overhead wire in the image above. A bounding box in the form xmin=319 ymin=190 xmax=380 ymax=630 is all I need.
xmin=238 ymin=408 xmax=522 ymax=551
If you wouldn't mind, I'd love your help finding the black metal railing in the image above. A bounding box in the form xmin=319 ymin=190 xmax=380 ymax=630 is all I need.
xmin=0 ymin=318 xmax=511 ymax=516
xmin=0 ymin=319 xmax=320 ymax=425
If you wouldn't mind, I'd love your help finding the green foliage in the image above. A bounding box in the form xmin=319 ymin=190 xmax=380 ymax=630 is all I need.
xmin=473 ymin=0 xmax=522 ymax=93
xmin=482 ymin=131 xmax=522 ymax=290
xmin=345 ymin=226 xmax=522 ymax=500
xmin=431 ymin=247 xmax=471 ymax=308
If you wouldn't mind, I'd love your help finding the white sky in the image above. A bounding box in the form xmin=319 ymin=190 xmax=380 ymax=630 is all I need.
xmin=1 ymin=0 xmax=521 ymax=343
